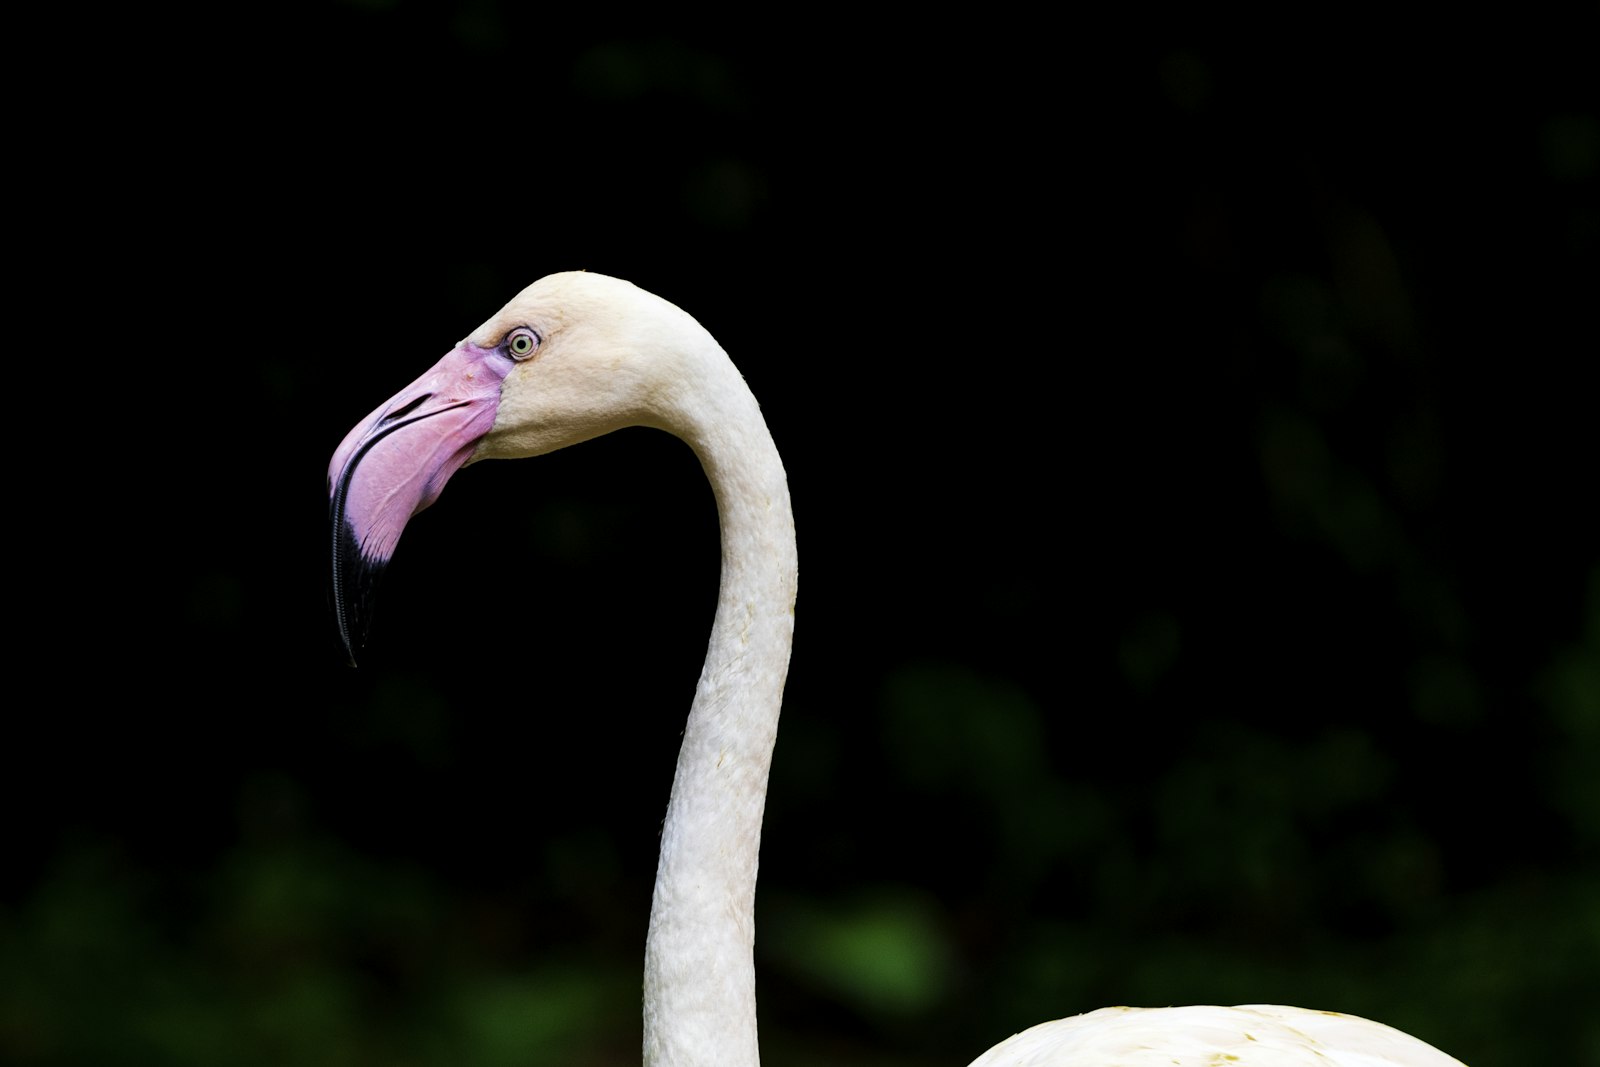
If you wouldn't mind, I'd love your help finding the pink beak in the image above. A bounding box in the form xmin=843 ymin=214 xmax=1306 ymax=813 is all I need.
xmin=328 ymin=341 xmax=515 ymax=664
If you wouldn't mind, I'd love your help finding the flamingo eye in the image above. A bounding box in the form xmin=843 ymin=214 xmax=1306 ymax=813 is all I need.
xmin=506 ymin=328 xmax=540 ymax=360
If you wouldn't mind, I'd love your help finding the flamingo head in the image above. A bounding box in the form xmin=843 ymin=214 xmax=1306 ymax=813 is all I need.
xmin=327 ymin=271 xmax=713 ymax=663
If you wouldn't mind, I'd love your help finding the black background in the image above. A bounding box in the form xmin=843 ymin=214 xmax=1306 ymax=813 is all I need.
xmin=9 ymin=6 xmax=1597 ymax=1064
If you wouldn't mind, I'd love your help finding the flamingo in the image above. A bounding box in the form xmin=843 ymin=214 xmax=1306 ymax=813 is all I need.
xmin=327 ymin=271 xmax=1466 ymax=1066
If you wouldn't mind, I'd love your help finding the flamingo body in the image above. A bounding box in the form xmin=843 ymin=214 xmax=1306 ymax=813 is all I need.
xmin=967 ymin=1005 xmax=1465 ymax=1066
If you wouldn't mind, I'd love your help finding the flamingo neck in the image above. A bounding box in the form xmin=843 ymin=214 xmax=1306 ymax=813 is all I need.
xmin=642 ymin=352 xmax=796 ymax=1067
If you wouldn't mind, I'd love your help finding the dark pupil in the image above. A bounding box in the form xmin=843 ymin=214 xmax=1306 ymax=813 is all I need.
xmin=513 ymin=336 xmax=529 ymax=352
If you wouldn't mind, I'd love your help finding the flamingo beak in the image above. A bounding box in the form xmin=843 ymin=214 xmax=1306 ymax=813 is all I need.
xmin=328 ymin=342 xmax=515 ymax=665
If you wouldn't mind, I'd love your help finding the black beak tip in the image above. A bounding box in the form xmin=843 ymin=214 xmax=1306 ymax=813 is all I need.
xmin=331 ymin=513 xmax=386 ymax=669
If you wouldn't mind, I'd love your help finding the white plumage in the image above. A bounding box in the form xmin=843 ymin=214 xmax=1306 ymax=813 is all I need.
xmin=967 ymin=1005 xmax=1465 ymax=1066
xmin=330 ymin=272 xmax=1467 ymax=1067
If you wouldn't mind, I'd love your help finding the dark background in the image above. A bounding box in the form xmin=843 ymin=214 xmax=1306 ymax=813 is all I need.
xmin=9 ymin=5 xmax=1597 ymax=1065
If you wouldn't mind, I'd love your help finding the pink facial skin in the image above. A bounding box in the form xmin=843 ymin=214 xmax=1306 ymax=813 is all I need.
xmin=329 ymin=341 xmax=515 ymax=662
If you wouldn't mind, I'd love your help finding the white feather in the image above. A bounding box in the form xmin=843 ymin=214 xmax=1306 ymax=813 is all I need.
xmin=966 ymin=1005 xmax=1465 ymax=1066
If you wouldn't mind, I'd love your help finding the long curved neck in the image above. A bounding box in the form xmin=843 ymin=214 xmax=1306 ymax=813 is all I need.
xmin=643 ymin=345 xmax=796 ymax=1067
